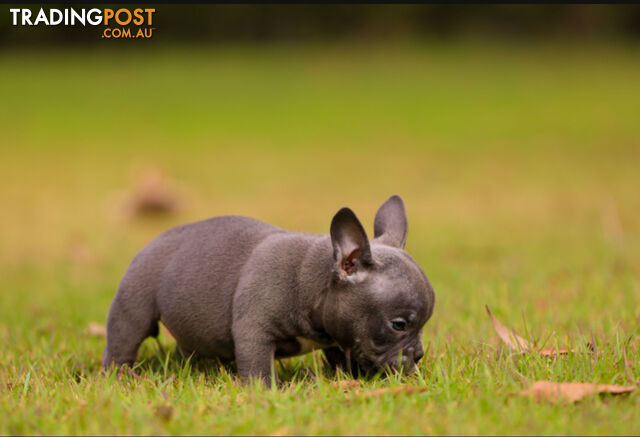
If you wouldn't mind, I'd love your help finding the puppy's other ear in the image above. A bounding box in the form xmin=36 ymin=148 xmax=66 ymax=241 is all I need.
xmin=330 ymin=207 xmax=372 ymax=279
xmin=373 ymin=195 xmax=408 ymax=248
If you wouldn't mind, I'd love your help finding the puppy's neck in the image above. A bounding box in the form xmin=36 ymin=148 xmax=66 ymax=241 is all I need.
xmin=298 ymin=235 xmax=336 ymax=343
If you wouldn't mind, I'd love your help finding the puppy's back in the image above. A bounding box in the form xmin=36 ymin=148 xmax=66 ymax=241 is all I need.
xmin=116 ymin=215 xmax=284 ymax=358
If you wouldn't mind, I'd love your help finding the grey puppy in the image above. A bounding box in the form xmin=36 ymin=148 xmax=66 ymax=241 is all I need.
xmin=103 ymin=195 xmax=435 ymax=385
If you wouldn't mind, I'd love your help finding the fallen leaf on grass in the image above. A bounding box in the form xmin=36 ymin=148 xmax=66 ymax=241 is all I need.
xmin=87 ymin=322 xmax=106 ymax=337
xmin=154 ymin=404 xmax=174 ymax=421
xmin=519 ymin=381 xmax=636 ymax=404
xmin=536 ymin=347 xmax=572 ymax=356
xmin=485 ymin=305 xmax=575 ymax=356
xmin=364 ymin=385 xmax=429 ymax=398
xmin=121 ymin=167 xmax=182 ymax=218
xmin=485 ymin=305 xmax=531 ymax=352
xmin=106 ymin=166 xmax=188 ymax=223
xmin=331 ymin=380 xmax=360 ymax=391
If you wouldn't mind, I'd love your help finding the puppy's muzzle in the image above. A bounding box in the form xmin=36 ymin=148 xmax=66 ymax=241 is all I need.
xmin=379 ymin=345 xmax=424 ymax=374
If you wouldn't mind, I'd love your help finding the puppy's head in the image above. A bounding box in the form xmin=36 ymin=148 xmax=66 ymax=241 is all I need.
xmin=324 ymin=195 xmax=435 ymax=375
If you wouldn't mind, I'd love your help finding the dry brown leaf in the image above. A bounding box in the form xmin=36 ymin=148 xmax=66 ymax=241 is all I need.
xmin=519 ymin=381 xmax=636 ymax=404
xmin=87 ymin=322 xmax=106 ymax=337
xmin=127 ymin=168 xmax=181 ymax=217
xmin=107 ymin=166 xmax=186 ymax=223
xmin=537 ymin=347 xmax=571 ymax=356
xmin=154 ymin=404 xmax=174 ymax=421
xmin=331 ymin=380 xmax=360 ymax=391
xmin=485 ymin=305 xmax=532 ymax=352
xmin=365 ymin=385 xmax=428 ymax=398
xmin=485 ymin=305 xmax=582 ymax=356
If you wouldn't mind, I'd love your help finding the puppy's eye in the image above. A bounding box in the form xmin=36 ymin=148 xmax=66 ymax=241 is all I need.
xmin=391 ymin=319 xmax=407 ymax=332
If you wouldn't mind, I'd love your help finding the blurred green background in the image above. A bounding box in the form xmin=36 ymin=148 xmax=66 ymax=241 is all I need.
xmin=1 ymin=5 xmax=640 ymax=434
xmin=2 ymin=1 xmax=640 ymax=359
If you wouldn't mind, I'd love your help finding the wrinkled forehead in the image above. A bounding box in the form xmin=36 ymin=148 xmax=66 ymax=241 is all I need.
xmin=369 ymin=244 xmax=429 ymax=306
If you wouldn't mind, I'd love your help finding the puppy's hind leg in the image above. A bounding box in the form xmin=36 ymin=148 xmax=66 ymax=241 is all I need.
xmin=102 ymin=284 xmax=159 ymax=370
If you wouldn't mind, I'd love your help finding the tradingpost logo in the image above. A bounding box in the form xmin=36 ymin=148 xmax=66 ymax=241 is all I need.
xmin=9 ymin=7 xmax=156 ymax=39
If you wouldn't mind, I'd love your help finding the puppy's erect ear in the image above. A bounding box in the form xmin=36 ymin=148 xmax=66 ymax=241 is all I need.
xmin=373 ymin=195 xmax=408 ymax=248
xmin=330 ymin=207 xmax=372 ymax=279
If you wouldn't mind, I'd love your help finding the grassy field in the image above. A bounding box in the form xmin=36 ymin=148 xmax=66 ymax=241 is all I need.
xmin=1 ymin=41 xmax=640 ymax=435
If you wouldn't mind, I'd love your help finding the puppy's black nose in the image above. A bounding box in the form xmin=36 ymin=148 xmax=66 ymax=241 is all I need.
xmin=413 ymin=350 xmax=424 ymax=363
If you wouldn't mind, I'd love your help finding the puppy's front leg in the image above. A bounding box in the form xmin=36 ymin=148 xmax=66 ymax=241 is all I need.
xmin=235 ymin=337 xmax=276 ymax=387
xmin=323 ymin=347 xmax=365 ymax=378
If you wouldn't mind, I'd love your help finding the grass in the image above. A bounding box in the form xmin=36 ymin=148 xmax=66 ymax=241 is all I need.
xmin=1 ymin=40 xmax=640 ymax=435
